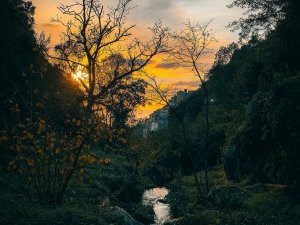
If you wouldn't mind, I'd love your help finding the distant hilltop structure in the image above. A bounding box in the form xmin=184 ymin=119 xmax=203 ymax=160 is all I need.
xmin=143 ymin=89 xmax=193 ymax=136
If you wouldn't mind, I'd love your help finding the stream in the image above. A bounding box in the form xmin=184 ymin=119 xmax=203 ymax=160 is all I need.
xmin=142 ymin=187 xmax=172 ymax=225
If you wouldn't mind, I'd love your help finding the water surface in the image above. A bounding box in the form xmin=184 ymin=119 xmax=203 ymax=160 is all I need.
xmin=142 ymin=187 xmax=171 ymax=225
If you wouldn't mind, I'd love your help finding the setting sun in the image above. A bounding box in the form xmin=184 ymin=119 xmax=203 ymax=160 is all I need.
xmin=72 ymin=70 xmax=88 ymax=82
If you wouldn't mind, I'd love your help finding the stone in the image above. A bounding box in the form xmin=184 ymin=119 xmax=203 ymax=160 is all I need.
xmin=108 ymin=206 xmax=144 ymax=225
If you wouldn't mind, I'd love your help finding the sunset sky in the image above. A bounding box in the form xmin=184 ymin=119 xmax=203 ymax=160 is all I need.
xmin=32 ymin=0 xmax=243 ymax=118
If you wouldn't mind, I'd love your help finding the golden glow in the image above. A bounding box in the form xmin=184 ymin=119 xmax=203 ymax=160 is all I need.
xmin=72 ymin=69 xmax=88 ymax=82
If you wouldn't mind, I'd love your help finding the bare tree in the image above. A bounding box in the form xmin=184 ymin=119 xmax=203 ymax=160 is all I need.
xmin=145 ymin=75 xmax=205 ymax=199
xmin=48 ymin=0 xmax=169 ymax=113
xmin=38 ymin=0 xmax=168 ymax=203
xmin=167 ymin=20 xmax=217 ymax=196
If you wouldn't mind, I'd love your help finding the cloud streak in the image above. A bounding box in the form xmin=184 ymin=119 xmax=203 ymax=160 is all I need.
xmin=155 ymin=63 xmax=178 ymax=69
xmin=172 ymin=81 xmax=199 ymax=88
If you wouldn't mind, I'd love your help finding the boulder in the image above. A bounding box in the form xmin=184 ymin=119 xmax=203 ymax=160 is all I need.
xmin=108 ymin=206 xmax=144 ymax=225
xmin=158 ymin=198 xmax=168 ymax=204
xmin=164 ymin=217 xmax=183 ymax=225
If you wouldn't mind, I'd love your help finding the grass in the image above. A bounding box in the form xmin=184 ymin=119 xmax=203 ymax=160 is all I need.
xmin=166 ymin=168 xmax=300 ymax=225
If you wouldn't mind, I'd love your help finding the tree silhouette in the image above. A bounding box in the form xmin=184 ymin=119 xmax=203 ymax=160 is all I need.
xmin=48 ymin=0 xmax=169 ymax=113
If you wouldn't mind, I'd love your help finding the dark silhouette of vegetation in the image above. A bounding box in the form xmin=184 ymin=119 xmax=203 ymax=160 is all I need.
xmin=0 ymin=0 xmax=299 ymax=224
xmin=0 ymin=0 xmax=163 ymax=205
xmin=149 ymin=0 xmax=300 ymax=191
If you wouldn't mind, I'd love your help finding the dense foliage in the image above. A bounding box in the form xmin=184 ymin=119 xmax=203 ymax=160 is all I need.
xmin=154 ymin=0 xmax=300 ymax=191
xmin=0 ymin=0 xmax=299 ymax=224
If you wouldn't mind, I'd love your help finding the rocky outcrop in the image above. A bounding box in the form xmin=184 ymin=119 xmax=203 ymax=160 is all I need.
xmin=108 ymin=206 xmax=144 ymax=225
